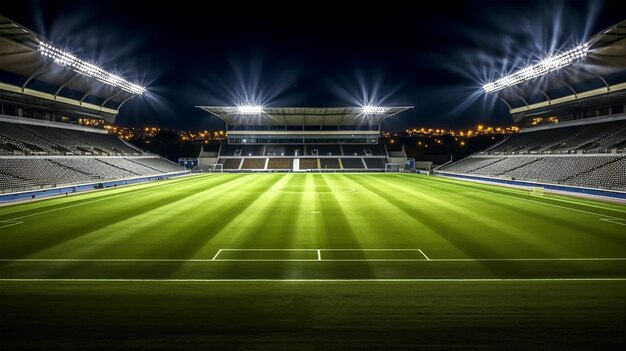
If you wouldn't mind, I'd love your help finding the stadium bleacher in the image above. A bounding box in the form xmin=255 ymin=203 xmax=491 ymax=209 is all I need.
xmin=0 ymin=121 xmax=187 ymax=193
xmin=486 ymin=120 xmax=626 ymax=154
xmin=438 ymin=120 xmax=626 ymax=190
xmin=0 ymin=122 xmax=142 ymax=156
xmin=438 ymin=118 xmax=626 ymax=191
xmin=340 ymin=158 xmax=365 ymax=169
xmin=267 ymin=158 xmax=293 ymax=169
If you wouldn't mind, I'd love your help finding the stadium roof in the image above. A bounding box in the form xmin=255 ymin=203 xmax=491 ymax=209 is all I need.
xmin=491 ymin=20 xmax=626 ymax=114
xmin=196 ymin=106 xmax=413 ymax=127
xmin=0 ymin=14 xmax=145 ymax=120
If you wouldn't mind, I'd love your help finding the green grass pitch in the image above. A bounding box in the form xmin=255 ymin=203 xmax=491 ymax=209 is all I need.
xmin=1 ymin=173 xmax=625 ymax=350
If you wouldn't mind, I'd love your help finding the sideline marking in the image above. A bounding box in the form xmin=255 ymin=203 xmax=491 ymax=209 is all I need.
xmin=600 ymin=218 xmax=626 ymax=226
xmin=428 ymin=175 xmax=626 ymax=214
xmin=421 ymin=177 xmax=626 ymax=225
xmin=1 ymin=278 xmax=625 ymax=282
xmin=317 ymin=249 xmax=321 ymax=261
xmin=0 ymin=220 xmax=23 ymax=230
xmin=0 ymin=174 xmax=227 ymax=223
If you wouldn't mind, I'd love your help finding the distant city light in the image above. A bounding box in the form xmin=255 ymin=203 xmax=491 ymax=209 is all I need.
xmin=38 ymin=41 xmax=146 ymax=95
xmin=224 ymin=105 xmax=264 ymax=114
xmin=360 ymin=105 xmax=389 ymax=114
xmin=483 ymin=42 xmax=589 ymax=93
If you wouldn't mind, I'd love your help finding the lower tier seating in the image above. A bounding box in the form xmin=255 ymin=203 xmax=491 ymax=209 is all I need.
xmin=438 ymin=155 xmax=626 ymax=191
xmin=267 ymin=158 xmax=293 ymax=169
xmin=0 ymin=157 xmax=186 ymax=192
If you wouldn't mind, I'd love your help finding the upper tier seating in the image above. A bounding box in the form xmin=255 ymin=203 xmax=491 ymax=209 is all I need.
xmin=486 ymin=120 xmax=626 ymax=154
xmin=0 ymin=122 xmax=141 ymax=155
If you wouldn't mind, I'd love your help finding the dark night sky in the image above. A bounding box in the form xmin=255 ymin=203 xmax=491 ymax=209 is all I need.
xmin=3 ymin=0 xmax=624 ymax=131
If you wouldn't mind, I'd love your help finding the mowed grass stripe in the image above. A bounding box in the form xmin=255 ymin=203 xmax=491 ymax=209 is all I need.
xmin=0 ymin=175 xmax=244 ymax=258
xmin=0 ymin=173 xmax=624 ymax=280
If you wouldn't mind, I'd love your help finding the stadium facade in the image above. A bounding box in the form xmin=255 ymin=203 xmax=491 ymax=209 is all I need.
xmin=0 ymin=14 xmax=187 ymax=201
xmin=436 ymin=20 xmax=626 ymax=196
xmin=194 ymin=106 xmax=413 ymax=172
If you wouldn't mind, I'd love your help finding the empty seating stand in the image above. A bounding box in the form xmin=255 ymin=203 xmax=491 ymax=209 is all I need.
xmin=319 ymin=158 xmax=340 ymax=169
xmin=0 ymin=121 xmax=141 ymax=156
xmin=439 ymin=119 xmax=626 ymax=192
xmin=267 ymin=158 xmax=293 ymax=170
xmin=341 ymin=158 xmax=365 ymax=169
xmin=0 ymin=157 xmax=186 ymax=193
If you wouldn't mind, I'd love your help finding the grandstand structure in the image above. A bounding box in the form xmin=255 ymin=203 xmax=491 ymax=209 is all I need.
xmin=437 ymin=20 xmax=626 ymax=194
xmin=196 ymin=106 xmax=412 ymax=172
xmin=0 ymin=14 xmax=186 ymax=199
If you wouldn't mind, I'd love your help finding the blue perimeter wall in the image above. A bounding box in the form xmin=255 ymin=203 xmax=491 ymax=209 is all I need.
xmin=436 ymin=171 xmax=626 ymax=200
xmin=0 ymin=172 xmax=188 ymax=203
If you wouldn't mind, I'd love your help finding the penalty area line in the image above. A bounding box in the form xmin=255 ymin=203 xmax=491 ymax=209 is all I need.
xmin=211 ymin=249 xmax=222 ymax=261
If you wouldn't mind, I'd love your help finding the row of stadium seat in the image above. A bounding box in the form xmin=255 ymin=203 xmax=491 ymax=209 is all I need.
xmin=438 ymin=155 xmax=626 ymax=191
xmin=0 ymin=122 xmax=142 ymax=156
xmin=485 ymin=120 xmax=626 ymax=154
xmin=216 ymin=157 xmax=388 ymax=170
xmin=219 ymin=144 xmax=387 ymax=157
xmin=0 ymin=157 xmax=184 ymax=192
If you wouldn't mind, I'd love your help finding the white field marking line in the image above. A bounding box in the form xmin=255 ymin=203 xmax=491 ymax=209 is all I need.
xmin=430 ymin=179 xmax=626 ymax=223
xmin=317 ymin=249 xmax=321 ymax=261
xmin=0 ymin=258 xmax=224 ymax=262
xmin=320 ymin=249 xmax=425 ymax=251
xmin=432 ymin=176 xmax=626 ymax=214
xmin=600 ymin=218 xmax=626 ymax=226
xmin=1 ymin=278 xmax=626 ymax=283
xmin=212 ymin=259 xmax=422 ymax=262
xmin=211 ymin=249 xmax=223 ymax=261
xmin=4 ymin=257 xmax=626 ymax=263
xmin=219 ymin=248 xmax=318 ymax=251
xmin=218 ymin=249 xmax=426 ymax=251
xmin=0 ymin=220 xmax=23 ymax=229
xmin=0 ymin=185 xmax=165 ymax=222
xmin=0 ymin=175 xmax=216 ymax=222
xmin=418 ymin=249 xmax=431 ymax=261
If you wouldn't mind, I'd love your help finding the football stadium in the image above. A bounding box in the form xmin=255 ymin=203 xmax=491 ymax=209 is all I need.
xmin=1 ymin=3 xmax=626 ymax=350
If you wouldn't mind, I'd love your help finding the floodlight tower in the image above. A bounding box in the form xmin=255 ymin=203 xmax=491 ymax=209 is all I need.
xmin=482 ymin=42 xmax=589 ymax=94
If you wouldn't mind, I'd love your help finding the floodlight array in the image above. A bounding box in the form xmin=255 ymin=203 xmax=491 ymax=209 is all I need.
xmin=360 ymin=105 xmax=389 ymax=114
xmin=38 ymin=41 xmax=146 ymax=95
xmin=223 ymin=105 xmax=264 ymax=114
xmin=483 ymin=43 xmax=589 ymax=93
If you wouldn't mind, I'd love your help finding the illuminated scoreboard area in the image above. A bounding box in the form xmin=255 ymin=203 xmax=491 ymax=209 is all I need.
xmin=196 ymin=105 xmax=412 ymax=171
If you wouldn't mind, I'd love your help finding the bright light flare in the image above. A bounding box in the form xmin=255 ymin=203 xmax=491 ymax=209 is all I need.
xmin=483 ymin=42 xmax=589 ymax=93
xmin=360 ymin=105 xmax=389 ymax=114
xmin=224 ymin=105 xmax=264 ymax=114
xmin=38 ymin=41 xmax=146 ymax=95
